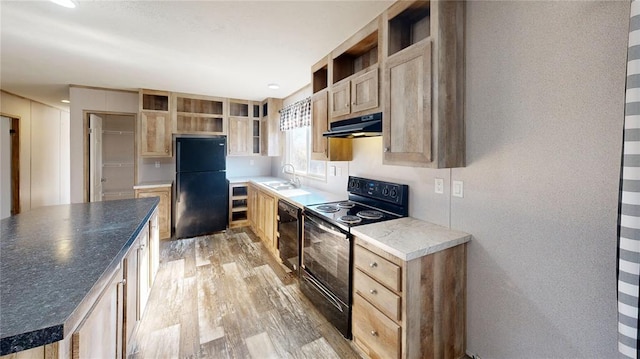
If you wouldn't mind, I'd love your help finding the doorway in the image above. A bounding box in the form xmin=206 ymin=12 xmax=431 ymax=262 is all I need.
xmin=85 ymin=112 xmax=136 ymax=202
xmin=0 ymin=115 xmax=19 ymax=218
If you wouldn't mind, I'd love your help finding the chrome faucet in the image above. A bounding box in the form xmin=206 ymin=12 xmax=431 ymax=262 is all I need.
xmin=281 ymin=163 xmax=300 ymax=187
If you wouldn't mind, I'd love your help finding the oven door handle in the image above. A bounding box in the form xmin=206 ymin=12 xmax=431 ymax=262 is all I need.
xmin=306 ymin=215 xmax=347 ymax=239
xmin=303 ymin=272 xmax=344 ymax=313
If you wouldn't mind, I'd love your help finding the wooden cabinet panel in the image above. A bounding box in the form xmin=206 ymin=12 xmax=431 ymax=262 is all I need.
xmin=139 ymin=112 xmax=172 ymax=157
xmin=72 ymin=267 xmax=124 ymax=359
xmin=329 ymin=80 xmax=350 ymax=118
xmin=247 ymin=184 xmax=277 ymax=257
xmin=353 ymin=294 xmax=401 ymax=359
xmin=137 ymin=227 xmax=150 ymax=319
xmin=123 ymin=239 xmax=138 ymax=352
xmin=228 ymin=117 xmax=250 ymax=156
xmin=148 ymin=209 xmax=160 ymax=284
xmin=351 ymin=67 xmax=379 ymax=113
xmin=383 ymin=41 xmax=432 ymax=166
xmin=329 ymin=67 xmax=379 ymax=120
xmin=135 ymin=187 xmax=171 ymax=239
xmin=354 ymin=268 xmax=401 ymax=321
xmin=354 ymin=244 xmax=401 ymax=292
xmin=311 ymin=91 xmax=329 ymax=161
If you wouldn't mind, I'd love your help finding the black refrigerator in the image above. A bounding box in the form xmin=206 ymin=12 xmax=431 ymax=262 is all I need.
xmin=175 ymin=136 xmax=228 ymax=239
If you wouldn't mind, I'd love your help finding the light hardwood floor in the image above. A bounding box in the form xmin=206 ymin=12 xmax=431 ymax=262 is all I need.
xmin=128 ymin=227 xmax=361 ymax=359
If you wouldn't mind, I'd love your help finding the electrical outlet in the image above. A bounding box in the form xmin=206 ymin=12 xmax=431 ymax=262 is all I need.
xmin=249 ymin=160 xmax=255 ymax=166
xmin=330 ymin=166 xmax=336 ymax=176
xmin=154 ymin=161 xmax=160 ymax=168
xmin=336 ymin=166 xmax=342 ymax=176
xmin=452 ymin=180 xmax=464 ymax=198
xmin=435 ymin=178 xmax=444 ymax=194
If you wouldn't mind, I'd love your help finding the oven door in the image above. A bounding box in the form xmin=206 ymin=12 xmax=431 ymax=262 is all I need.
xmin=301 ymin=212 xmax=351 ymax=304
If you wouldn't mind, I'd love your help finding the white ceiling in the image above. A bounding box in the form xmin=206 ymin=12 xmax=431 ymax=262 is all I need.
xmin=0 ymin=0 xmax=393 ymax=111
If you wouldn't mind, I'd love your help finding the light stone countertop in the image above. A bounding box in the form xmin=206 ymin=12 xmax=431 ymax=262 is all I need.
xmin=351 ymin=217 xmax=471 ymax=261
xmin=227 ymin=176 xmax=347 ymax=207
xmin=133 ymin=180 xmax=173 ymax=189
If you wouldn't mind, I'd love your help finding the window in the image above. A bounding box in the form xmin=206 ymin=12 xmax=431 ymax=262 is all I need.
xmin=285 ymin=126 xmax=326 ymax=179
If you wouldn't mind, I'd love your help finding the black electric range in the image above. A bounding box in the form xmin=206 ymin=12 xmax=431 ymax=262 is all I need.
xmin=304 ymin=176 xmax=409 ymax=232
xmin=299 ymin=176 xmax=408 ymax=339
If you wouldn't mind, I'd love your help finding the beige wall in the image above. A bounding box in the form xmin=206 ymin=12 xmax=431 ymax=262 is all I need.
xmin=1 ymin=91 xmax=70 ymax=212
xmin=351 ymin=1 xmax=627 ymax=357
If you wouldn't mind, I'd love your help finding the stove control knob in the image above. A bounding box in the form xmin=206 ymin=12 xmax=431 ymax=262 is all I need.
xmin=382 ymin=187 xmax=390 ymax=196
xmin=390 ymin=188 xmax=398 ymax=198
xmin=349 ymin=179 xmax=356 ymax=189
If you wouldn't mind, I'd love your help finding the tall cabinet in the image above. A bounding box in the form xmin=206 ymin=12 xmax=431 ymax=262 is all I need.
xmin=139 ymin=90 xmax=172 ymax=157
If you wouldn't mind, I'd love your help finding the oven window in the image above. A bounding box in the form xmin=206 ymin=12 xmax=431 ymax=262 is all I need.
xmin=302 ymin=214 xmax=351 ymax=303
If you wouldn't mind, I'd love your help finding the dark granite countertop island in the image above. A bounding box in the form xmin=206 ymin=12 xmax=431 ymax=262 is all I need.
xmin=0 ymin=198 xmax=159 ymax=355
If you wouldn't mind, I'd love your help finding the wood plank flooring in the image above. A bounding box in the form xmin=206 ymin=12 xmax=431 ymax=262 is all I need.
xmin=128 ymin=227 xmax=361 ymax=359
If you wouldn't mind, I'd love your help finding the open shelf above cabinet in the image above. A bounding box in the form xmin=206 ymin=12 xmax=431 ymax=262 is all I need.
xmin=313 ymin=62 xmax=329 ymax=94
xmin=176 ymin=97 xmax=223 ymax=115
xmin=176 ymin=115 xmax=224 ymax=133
xmin=333 ymin=30 xmax=378 ymax=84
xmin=388 ymin=1 xmax=431 ymax=56
xmin=142 ymin=93 xmax=169 ymax=112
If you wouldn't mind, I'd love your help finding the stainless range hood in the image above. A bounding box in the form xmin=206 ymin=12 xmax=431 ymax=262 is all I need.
xmin=322 ymin=112 xmax=382 ymax=138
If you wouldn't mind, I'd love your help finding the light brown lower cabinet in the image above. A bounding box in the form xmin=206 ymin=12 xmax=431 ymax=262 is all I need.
xmin=1 ymin=210 xmax=160 ymax=359
xmin=72 ymin=267 xmax=124 ymax=359
xmin=135 ymin=186 xmax=172 ymax=239
xmin=352 ymin=237 xmax=466 ymax=359
xmin=247 ymin=183 xmax=278 ymax=258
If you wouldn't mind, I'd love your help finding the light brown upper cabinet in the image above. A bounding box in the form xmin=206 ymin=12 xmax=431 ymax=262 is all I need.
xmin=261 ymin=98 xmax=284 ymax=157
xmin=173 ymin=93 xmax=226 ymax=135
xmin=139 ymin=90 xmax=172 ymax=157
xmin=311 ymin=84 xmax=352 ymax=161
xmin=329 ymin=18 xmax=381 ymax=122
xmin=311 ymin=0 xmax=465 ymax=169
xmin=382 ymin=0 xmax=465 ymax=168
xmin=227 ymin=99 xmax=262 ymax=156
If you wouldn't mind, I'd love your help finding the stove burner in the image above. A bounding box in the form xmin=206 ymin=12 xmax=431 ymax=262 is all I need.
xmin=337 ymin=215 xmax=362 ymax=224
xmin=357 ymin=210 xmax=384 ymax=220
xmin=337 ymin=201 xmax=355 ymax=209
xmin=317 ymin=205 xmax=340 ymax=213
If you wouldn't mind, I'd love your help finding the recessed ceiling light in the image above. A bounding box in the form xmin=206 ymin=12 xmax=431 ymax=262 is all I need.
xmin=267 ymin=83 xmax=280 ymax=90
xmin=61 ymin=100 xmax=70 ymax=104
xmin=50 ymin=0 xmax=76 ymax=8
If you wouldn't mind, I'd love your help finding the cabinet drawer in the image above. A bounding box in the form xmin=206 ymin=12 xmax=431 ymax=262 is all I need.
xmin=354 ymin=245 xmax=401 ymax=292
xmin=354 ymin=268 xmax=401 ymax=321
xmin=353 ymin=293 xmax=401 ymax=359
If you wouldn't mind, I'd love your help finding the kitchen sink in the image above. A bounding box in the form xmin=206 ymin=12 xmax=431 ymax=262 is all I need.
xmin=263 ymin=181 xmax=298 ymax=191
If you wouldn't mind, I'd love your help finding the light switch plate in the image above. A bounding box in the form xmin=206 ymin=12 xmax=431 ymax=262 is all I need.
xmin=452 ymin=180 xmax=464 ymax=198
xmin=435 ymin=178 xmax=444 ymax=194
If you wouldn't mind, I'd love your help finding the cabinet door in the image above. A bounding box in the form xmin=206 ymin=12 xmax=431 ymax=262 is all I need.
xmin=351 ymin=67 xmax=379 ymax=113
xmin=383 ymin=41 xmax=432 ymax=166
xmin=135 ymin=188 xmax=171 ymax=240
xmin=137 ymin=227 xmax=150 ymax=319
xmin=149 ymin=210 xmax=160 ymax=284
xmin=140 ymin=112 xmax=172 ymax=157
xmin=263 ymin=193 xmax=276 ymax=251
xmin=228 ymin=117 xmax=250 ymax=156
xmin=329 ymin=80 xmax=351 ymax=118
xmin=247 ymin=185 xmax=257 ymax=230
xmin=72 ymin=267 xmax=124 ymax=359
xmin=123 ymin=241 xmax=139 ymax=351
xmin=311 ymin=90 xmax=329 ymax=161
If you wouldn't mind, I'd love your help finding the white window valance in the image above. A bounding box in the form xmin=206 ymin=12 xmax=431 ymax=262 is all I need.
xmin=279 ymin=97 xmax=311 ymax=131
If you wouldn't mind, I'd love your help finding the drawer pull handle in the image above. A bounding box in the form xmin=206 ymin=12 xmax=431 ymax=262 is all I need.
xmin=369 ymin=289 xmax=377 ymax=295
xmin=369 ymin=262 xmax=378 ymax=268
xmin=370 ymin=331 xmax=378 ymax=337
